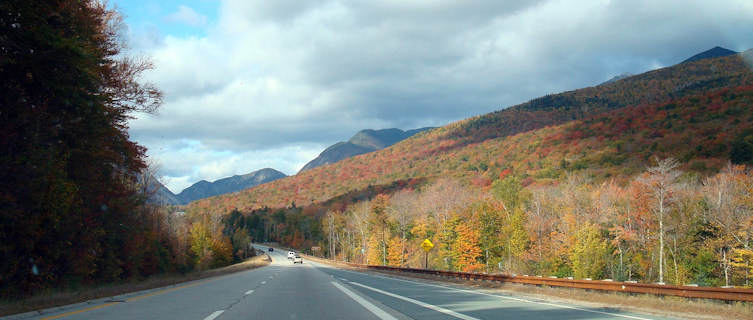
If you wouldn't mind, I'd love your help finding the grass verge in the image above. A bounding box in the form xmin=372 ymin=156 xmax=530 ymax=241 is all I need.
xmin=305 ymin=255 xmax=752 ymax=320
xmin=0 ymin=254 xmax=271 ymax=317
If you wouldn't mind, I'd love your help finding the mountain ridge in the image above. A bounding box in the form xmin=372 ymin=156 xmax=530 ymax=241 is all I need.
xmin=150 ymin=168 xmax=287 ymax=205
xmin=298 ymin=127 xmax=434 ymax=173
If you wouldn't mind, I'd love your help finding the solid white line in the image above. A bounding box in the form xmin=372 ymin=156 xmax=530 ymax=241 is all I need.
xmin=245 ymin=289 xmax=254 ymax=295
xmin=261 ymin=281 xmax=266 ymax=284
xmin=349 ymin=281 xmax=479 ymax=320
xmin=203 ymin=310 xmax=224 ymax=320
xmin=331 ymin=282 xmax=399 ymax=320
xmin=345 ymin=270 xmax=652 ymax=320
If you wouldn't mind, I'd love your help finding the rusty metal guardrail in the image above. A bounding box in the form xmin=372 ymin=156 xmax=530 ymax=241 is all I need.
xmin=303 ymin=254 xmax=753 ymax=302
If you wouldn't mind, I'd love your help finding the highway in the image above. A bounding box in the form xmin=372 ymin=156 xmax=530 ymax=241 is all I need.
xmin=8 ymin=245 xmax=674 ymax=320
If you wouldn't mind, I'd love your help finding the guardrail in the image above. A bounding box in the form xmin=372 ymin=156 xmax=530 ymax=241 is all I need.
xmin=305 ymin=255 xmax=753 ymax=302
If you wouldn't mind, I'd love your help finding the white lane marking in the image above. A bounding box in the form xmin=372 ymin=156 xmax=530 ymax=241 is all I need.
xmin=348 ymin=281 xmax=479 ymax=320
xmin=245 ymin=289 xmax=254 ymax=295
xmin=203 ymin=310 xmax=224 ymax=320
xmin=261 ymin=281 xmax=266 ymax=284
xmin=343 ymin=270 xmax=652 ymax=320
xmin=331 ymin=282 xmax=399 ymax=320
xmin=340 ymin=278 xmax=349 ymax=282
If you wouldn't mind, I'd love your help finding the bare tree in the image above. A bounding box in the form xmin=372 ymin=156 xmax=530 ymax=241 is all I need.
xmin=389 ymin=189 xmax=419 ymax=266
xmin=704 ymin=163 xmax=752 ymax=249
xmin=637 ymin=157 xmax=681 ymax=284
xmin=349 ymin=201 xmax=371 ymax=264
xmin=703 ymin=163 xmax=752 ymax=286
xmin=416 ymin=178 xmax=472 ymax=269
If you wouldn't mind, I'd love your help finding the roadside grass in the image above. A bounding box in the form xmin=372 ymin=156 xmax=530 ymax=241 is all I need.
xmin=305 ymin=256 xmax=752 ymax=320
xmin=0 ymin=254 xmax=271 ymax=317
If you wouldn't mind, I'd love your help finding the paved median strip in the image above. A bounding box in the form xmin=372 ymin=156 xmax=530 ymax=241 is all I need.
xmin=348 ymin=281 xmax=480 ymax=320
xmin=331 ymin=282 xmax=398 ymax=320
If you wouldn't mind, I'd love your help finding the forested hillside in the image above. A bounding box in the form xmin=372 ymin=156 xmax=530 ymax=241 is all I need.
xmin=189 ymin=50 xmax=753 ymax=213
xmin=185 ymin=50 xmax=753 ymax=288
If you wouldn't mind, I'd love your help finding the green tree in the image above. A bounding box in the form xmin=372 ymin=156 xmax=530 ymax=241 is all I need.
xmin=502 ymin=207 xmax=529 ymax=273
xmin=190 ymin=221 xmax=213 ymax=270
xmin=369 ymin=194 xmax=390 ymax=265
xmin=492 ymin=176 xmax=526 ymax=211
xmin=569 ymin=223 xmax=609 ymax=279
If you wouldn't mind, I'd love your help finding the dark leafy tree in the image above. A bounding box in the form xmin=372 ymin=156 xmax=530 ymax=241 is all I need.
xmin=1 ymin=0 xmax=161 ymax=296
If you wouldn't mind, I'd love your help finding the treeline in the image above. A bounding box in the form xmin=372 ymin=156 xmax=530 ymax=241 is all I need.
xmin=310 ymin=161 xmax=752 ymax=287
xmin=221 ymin=205 xmax=321 ymax=251
xmin=0 ymin=1 xmax=245 ymax=298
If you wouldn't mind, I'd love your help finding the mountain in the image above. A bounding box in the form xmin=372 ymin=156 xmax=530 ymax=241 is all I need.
xmin=175 ymin=168 xmax=287 ymax=204
xmin=146 ymin=178 xmax=182 ymax=206
xmin=187 ymin=49 xmax=753 ymax=213
xmin=150 ymin=168 xmax=287 ymax=205
xmin=681 ymin=46 xmax=737 ymax=63
xmin=298 ymin=127 xmax=434 ymax=173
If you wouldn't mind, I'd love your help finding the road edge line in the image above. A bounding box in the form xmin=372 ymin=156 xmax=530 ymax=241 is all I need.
xmin=348 ymin=281 xmax=479 ymax=320
xmin=349 ymin=270 xmax=653 ymax=320
xmin=331 ymin=282 xmax=399 ymax=320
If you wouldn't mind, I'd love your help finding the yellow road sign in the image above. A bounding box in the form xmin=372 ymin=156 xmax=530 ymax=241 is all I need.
xmin=421 ymin=239 xmax=434 ymax=252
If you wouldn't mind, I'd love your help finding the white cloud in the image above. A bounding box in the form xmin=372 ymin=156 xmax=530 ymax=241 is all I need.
xmin=164 ymin=5 xmax=208 ymax=27
xmin=126 ymin=0 xmax=753 ymax=193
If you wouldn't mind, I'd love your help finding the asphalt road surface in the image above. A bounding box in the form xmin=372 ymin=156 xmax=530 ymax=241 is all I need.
xmin=8 ymin=245 xmax=674 ymax=320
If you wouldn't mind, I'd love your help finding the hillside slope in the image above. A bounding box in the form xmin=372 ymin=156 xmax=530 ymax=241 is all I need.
xmin=187 ymin=49 xmax=753 ymax=214
xmin=299 ymin=128 xmax=434 ymax=173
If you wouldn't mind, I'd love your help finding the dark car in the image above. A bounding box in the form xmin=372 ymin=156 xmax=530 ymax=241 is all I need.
xmin=268 ymin=247 xmax=274 ymax=252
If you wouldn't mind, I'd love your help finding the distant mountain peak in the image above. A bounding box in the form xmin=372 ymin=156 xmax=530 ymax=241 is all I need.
xmin=600 ymin=72 xmax=634 ymax=85
xmin=149 ymin=168 xmax=287 ymax=205
xmin=298 ymin=127 xmax=434 ymax=173
xmin=682 ymin=46 xmax=737 ymax=64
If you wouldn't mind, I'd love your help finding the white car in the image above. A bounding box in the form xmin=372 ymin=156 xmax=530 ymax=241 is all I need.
xmin=293 ymin=255 xmax=303 ymax=264
xmin=287 ymin=251 xmax=295 ymax=259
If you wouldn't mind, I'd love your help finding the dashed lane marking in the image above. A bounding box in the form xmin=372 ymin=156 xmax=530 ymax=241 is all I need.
xmin=203 ymin=310 xmax=224 ymax=320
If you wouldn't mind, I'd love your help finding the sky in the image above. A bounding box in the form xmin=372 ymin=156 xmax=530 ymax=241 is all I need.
xmin=115 ymin=0 xmax=753 ymax=194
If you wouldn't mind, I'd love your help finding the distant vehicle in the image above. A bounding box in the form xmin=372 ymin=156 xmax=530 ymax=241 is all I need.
xmin=288 ymin=251 xmax=295 ymax=259
xmin=293 ymin=255 xmax=303 ymax=264
xmin=268 ymin=247 xmax=274 ymax=252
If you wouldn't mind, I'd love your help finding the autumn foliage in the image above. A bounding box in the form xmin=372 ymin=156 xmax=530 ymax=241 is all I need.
xmin=196 ymin=51 xmax=753 ymax=288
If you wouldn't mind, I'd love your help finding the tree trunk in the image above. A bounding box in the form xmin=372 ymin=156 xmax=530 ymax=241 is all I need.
xmin=658 ymin=192 xmax=664 ymax=284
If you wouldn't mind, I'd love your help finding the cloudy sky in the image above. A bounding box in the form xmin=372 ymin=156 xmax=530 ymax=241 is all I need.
xmin=116 ymin=0 xmax=753 ymax=194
